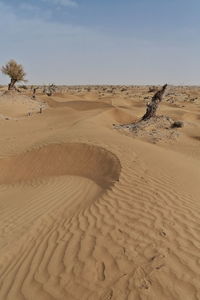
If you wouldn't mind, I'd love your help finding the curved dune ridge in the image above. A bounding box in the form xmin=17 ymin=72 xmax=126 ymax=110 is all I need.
xmin=0 ymin=143 xmax=121 ymax=264
xmin=0 ymin=143 xmax=121 ymax=188
xmin=45 ymin=98 xmax=113 ymax=110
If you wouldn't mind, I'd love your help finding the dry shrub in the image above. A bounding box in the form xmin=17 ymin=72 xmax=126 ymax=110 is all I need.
xmin=1 ymin=59 xmax=27 ymax=90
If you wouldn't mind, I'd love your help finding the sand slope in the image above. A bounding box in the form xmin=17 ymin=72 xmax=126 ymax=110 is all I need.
xmin=0 ymin=91 xmax=46 ymax=118
xmin=0 ymin=88 xmax=200 ymax=300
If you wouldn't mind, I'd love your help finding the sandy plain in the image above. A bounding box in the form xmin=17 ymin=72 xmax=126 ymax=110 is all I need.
xmin=0 ymin=85 xmax=200 ymax=300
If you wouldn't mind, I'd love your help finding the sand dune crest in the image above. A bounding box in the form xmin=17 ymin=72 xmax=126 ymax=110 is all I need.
xmin=0 ymin=143 xmax=121 ymax=188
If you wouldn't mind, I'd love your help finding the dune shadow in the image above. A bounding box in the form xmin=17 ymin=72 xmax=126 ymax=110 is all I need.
xmin=46 ymin=99 xmax=112 ymax=111
xmin=0 ymin=143 xmax=121 ymax=189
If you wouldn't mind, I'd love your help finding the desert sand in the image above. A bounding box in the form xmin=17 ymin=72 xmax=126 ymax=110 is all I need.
xmin=0 ymin=85 xmax=200 ymax=300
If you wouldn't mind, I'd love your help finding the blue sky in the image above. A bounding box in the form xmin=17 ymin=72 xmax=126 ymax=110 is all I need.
xmin=0 ymin=0 xmax=200 ymax=85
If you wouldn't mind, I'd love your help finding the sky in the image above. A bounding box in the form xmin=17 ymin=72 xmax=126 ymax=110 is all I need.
xmin=0 ymin=0 xmax=200 ymax=85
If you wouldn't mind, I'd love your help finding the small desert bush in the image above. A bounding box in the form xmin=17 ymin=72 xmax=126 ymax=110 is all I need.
xmin=148 ymin=86 xmax=158 ymax=93
xmin=1 ymin=59 xmax=27 ymax=90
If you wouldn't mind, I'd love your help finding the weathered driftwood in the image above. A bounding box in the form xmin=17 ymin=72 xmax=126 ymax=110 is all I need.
xmin=141 ymin=84 xmax=168 ymax=121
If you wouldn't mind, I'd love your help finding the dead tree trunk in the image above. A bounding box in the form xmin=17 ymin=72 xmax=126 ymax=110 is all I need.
xmin=32 ymin=88 xmax=37 ymax=99
xmin=141 ymin=84 xmax=168 ymax=121
xmin=8 ymin=78 xmax=17 ymax=90
xmin=31 ymin=87 xmax=39 ymax=99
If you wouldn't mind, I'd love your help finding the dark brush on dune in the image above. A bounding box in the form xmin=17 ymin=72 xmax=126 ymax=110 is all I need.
xmin=171 ymin=121 xmax=184 ymax=128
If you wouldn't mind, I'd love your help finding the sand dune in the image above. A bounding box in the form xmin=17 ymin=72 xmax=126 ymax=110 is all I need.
xmin=0 ymin=143 xmax=121 ymax=188
xmin=0 ymin=91 xmax=46 ymax=118
xmin=0 ymin=87 xmax=200 ymax=300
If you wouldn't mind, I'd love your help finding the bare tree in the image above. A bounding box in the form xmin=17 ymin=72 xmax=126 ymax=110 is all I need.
xmin=46 ymin=84 xmax=56 ymax=96
xmin=43 ymin=85 xmax=47 ymax=94
xmin=32 ymin=87 xmax=39 ymax=99
xmin=1 ymin=60 xmax=27 ymax=90
xmin=141 ymin=84 xmax=168 ymax=121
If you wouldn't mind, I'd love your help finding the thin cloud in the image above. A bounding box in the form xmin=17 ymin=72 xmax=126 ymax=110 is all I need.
xmin=1 ymin=1 xmax=197 ymax=85
xmin=42 ymin=0 xmax=78 ymax=7
xmin=19 ymin=3 xmax=38 ymax=11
